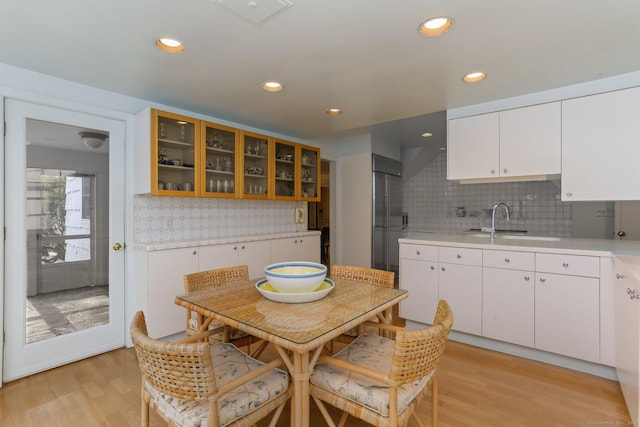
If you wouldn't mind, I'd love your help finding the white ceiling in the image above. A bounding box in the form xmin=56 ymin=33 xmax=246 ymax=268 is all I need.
xmin=3 ymin=0 xmax=640 ymax=148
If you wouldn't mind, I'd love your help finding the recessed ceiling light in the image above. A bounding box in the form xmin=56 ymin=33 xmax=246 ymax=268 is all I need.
xmin=155 ymin=38 xmax=185 ymax=53
xmin=325 ymin=108 xmax=343 ymax=115
xmin=463 ymin=72 xmax=487 ymax=83
xmin=418 ymin=16 xmax=454 ymax=37
xmin=421 ymin=132 xmax=433 ymax=138
xmin=262 ymin=81 xmax=284 ymax=92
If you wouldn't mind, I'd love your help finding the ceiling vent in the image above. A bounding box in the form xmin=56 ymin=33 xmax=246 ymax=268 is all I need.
xmin=212 ymin=0 xmax=293 ymax=25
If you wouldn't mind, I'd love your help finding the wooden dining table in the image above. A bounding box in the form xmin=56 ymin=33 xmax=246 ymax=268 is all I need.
xmin=175 ymin=277 xmax=407 ymax=427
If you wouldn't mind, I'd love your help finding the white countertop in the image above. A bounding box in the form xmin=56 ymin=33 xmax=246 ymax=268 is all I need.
xmin=399 ymin=231 xmax=640 ymax=257
xmin=134 ymin=230 xmax=321 ymax=252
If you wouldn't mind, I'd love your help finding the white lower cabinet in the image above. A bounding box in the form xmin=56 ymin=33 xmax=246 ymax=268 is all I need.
xmin=482 ymin=249 xmax=535 ymax=347
xmin=198 ymin=240 xmax=271 ymax=279
xmin=437 ymin=247 xmax=483 ymax=335
xmin=399 ymin=244 xmax=439 ymax=323
xmin=614 ymin=258 xmax=640 ymax=425
xmin=483 ymin=267 xmax=534 ymax=347
xmin=270 ymin=235 xmax=320 ymax=264
xmin=138 ymin=233 xmax=320 ymax=339
xmin=399 ymin=241 xmax=608 ymax=365
xmin=534 ymin=271 xmax=600 ymax=363
xmin=146 ymin=247 xmax=199 ymax=338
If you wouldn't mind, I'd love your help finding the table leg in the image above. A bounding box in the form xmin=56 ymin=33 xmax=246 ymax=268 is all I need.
xmin=291 ymin=351 xmax=310 ymax=427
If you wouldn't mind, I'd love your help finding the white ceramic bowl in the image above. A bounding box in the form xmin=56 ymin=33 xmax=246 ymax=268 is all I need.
xmin=256 ymin=278 xmax=334 ymax=303
xmin=264 ymin=261 xmax=327 ymax=293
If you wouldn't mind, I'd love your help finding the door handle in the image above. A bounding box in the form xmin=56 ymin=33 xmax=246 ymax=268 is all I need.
xmin=112 ymin=242 xmax=124 ymax=251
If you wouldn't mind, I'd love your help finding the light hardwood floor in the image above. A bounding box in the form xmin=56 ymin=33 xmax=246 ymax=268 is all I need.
xmin=0 ymin=340 xmax=631 ymax=427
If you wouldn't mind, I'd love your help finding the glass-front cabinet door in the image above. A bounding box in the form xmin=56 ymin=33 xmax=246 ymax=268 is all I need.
xmin=151 ymin=110 xmax=199 ymax=196
xmin=274 ymin=139 xmax=297 ymax=200
xmin=300 ymin=144 xmax=320 ymax=201
xmin=241 ymin=131 xmax=270 ymax=199
xmin=201 ymin=121 xmax=238 ymax=198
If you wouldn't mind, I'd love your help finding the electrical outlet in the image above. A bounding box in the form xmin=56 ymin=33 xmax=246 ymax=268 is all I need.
xmin=595 ymin=209 xmax=614 ymax=217
xmin=294 ymin=207 xmax=304 ymax=224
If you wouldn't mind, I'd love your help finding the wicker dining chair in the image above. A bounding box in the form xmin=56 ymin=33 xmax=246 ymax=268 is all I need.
xmin=130 ymin=311 xmax=291 ymax=427
xmin=310 ymin=299 xmax=453 ymax=427
xmin=183 ymin=265 xmax=267 ymax=358
xmin=330 ymin=264 xmax=396 ymax=348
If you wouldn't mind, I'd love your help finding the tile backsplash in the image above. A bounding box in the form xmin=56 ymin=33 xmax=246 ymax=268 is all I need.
xmin=404 ymin=152 xmax=573 ymax=236
xmin=134 ymin=195 xmax=303 ymax=243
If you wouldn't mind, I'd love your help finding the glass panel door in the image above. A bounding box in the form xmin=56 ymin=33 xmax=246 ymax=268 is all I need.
xmin=202 ymin=121 xmax=237 ymax=197
xmin=3 ymin=99 xmax=125 ymax=382
xmin=242 ymin=132 xmax=269 ymax=198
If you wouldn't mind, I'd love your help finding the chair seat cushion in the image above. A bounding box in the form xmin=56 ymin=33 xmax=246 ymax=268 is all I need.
xmin=311 ymin=334 xmax=432 ymax=417
xmin=145 ymin=343 xmax=289 ymax=427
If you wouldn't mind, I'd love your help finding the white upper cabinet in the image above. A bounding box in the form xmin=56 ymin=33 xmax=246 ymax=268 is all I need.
xmin=562 ymin=86 xmax=640 ymax=201
xmin=447 ymin=112 xmax=499 ymax=180
xmin=499 ymin=102 xmax=561 ymax=177
xmin=447 ymin=102 xmax=561 ymax=181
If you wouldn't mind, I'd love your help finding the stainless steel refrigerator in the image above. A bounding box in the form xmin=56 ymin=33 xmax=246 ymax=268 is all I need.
xmin=372 ymin=154 xmax=405 ymax=281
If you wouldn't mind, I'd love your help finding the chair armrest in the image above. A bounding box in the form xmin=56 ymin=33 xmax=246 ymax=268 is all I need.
xmin=215 ymin=358 xmax=285 ymax=396
xmin=174 ymin=326 xmax=226 ymax=343
xmin=317 ymin=354 xmax=388 ymax=384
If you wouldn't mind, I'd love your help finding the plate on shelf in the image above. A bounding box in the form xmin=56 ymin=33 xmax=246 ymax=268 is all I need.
xmin=255 ymin=278 xmax=334 ymax=303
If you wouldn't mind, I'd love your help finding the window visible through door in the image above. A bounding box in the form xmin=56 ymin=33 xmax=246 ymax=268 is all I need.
xmin=26 ymin=167 xmax=107 ymax=344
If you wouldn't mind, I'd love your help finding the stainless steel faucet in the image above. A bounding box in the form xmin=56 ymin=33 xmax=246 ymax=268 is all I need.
xmin=482 ymin=202 xmax=511 ymax=239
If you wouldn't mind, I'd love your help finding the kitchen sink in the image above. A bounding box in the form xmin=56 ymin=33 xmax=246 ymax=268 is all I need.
xmin=500 ymin=235 xmax=561 ymax=241
xmin=465 ymin=232 xmax=561 ymax=241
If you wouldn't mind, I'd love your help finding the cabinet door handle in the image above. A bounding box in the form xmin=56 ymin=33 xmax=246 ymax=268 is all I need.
xmin=490 ymin=169 xmax=496 ymax=175
xmin=234 ymin=246 xmax=238 ymax=251
xmin=566 ymin=192 xmax=573 ymax=198
xmin=628 ymin=288 xmax=640 ymax=300
xmin=539 ymin=277 xmax=546 ymax=283
xmin=241 ymin=245 xmax=245 ymax=250
xmin=416 ymin=251 xmax=421 ymax=255
xmin=504 ymin=258 xmax=510 ymax=263
xmin=192 ymin=250 xmax=197 ymax=255
xmin=562 ymin=262 xmax=569 ymax=268
xmin=617 ymin=273 xmax=625 ymax=279
xmin=524 ymin=276 xmax=530 ymax=281
xmin=441 ymin=267 xmax=446 ymax=271
xmin=430 ymin=265 xmax=435 ymax=270
xmin=456 ymin=254 xmax=462 ymax=259
xmin=503 ymin=168 xmax=508 ymax=174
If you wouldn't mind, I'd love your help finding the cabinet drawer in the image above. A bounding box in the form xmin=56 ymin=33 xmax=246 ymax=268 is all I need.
xmin=399 ymin=244 xmax=438 ymax=262
xmin=536 ymin=253 xmax=600 ymax=277
xmin=439 ymin=246 xmax=482 ymax=266
xmin=484 ymin=250 xmax=534 ymax=271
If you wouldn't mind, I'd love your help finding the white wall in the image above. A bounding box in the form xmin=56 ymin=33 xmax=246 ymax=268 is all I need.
xmin=336 ymin=152 xmax=372 ymax=267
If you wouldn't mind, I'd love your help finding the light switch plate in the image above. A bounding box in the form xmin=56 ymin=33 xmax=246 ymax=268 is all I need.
xmin=295 ymin=207 xmax=304 ymax=224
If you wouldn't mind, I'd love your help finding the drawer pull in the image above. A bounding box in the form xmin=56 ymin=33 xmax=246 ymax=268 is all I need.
xmin=430 ymin=265 xmax=435 ymax=270
xmin=562 ymin=262 xmax=569 ymax=268
xmin=539 ymin=277 xmax=546 ymax=283
xmin=504 ymin=258 xmax=510 ymax=263
xmin=456 ymin=254 xmax=462 ymax=259
xmin=617 ymin=273 xmax=625 ymax=279
xmin=524 ymin=276 xmax=530 ymax=281
xmin=628 ymin=288 xmax=640 ymax=300
xmin=416 ymin=251 xmax=421 ymax=255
